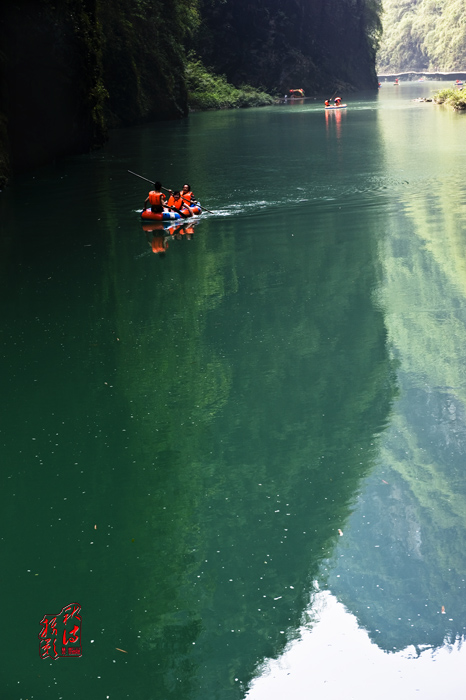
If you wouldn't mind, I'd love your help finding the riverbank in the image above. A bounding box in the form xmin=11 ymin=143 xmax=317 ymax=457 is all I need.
xmin=432 ymin=87 xmax=466 ymax=111
xmin=186 ymin=59 xmax=276 ymax=110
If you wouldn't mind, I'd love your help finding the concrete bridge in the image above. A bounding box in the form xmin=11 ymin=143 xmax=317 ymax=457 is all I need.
xmin=378 ymin=71 xmax=466 ymax=81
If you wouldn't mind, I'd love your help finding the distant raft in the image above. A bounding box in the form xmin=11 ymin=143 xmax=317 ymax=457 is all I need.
xmin=325 ymin=104 xmax=347 ymax=110
xmin=141 ymin=204 xmax=202 ymax=221
xmin=289 ymin=89 xmax=305 ymax=98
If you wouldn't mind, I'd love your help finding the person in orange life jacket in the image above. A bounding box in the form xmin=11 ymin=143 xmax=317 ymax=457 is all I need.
xmin=325 ymin=99 xmax=330 ymax=107
xmin=181 ymin=183 xmax=201 ymax=216
xmin=167 ymin=183 xmax=195 ymax=204
xmin=334 ymin=96 xmax=342 ymax=106
xmin=166 ymin=191 xmax=189 ymax=217
xmin=181 ymin=183 xmax=196 ymax=206
xmin=167 ymin=183 xmax=197 ymax=213
xmin=144 ymin=181 xmax=166 ymax=213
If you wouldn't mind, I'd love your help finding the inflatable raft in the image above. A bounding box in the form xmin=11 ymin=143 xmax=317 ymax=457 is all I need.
xmin=325 ymin=104 xmax=347 ymax=110
xmin=141 ymin=204 xmax=201 ymax=221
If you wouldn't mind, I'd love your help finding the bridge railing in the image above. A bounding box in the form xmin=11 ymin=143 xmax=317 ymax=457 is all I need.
xmin=378 ymin=71 xmax=466 ymax=80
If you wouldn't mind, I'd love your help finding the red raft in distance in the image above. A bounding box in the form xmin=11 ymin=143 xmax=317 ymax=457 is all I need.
xmin=289 ymin=88 xmax=305 ymax=98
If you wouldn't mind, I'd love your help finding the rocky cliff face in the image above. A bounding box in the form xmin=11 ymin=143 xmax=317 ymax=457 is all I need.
xmin=193 ymin=0 xmax=382 ymax=95
xmin=0 ymin=1 xmax=106 ymax=183
xmin=0 ymin=0 xmax=192 ymax=185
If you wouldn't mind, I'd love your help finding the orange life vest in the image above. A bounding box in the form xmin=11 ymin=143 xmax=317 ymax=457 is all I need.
xmin=181 ymin=191 xmax=194 ymax=204
xmin=167 ymin=195 xmax=184 ymax=210
xmin=148 ymin=191 xmax=164 ymax=207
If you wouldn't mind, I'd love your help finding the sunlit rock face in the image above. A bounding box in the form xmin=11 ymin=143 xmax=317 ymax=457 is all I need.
xmin=377 ymin=0 xmax=466 ymax=73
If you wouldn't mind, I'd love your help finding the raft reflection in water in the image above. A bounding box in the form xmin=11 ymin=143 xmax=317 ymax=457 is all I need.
xmin=142 ymin=221 xmax=198 ymax=256
xmin=325 ymin=106 xmax=345 ymax=139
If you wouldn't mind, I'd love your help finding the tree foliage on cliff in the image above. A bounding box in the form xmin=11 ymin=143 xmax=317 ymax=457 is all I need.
xmin=377 ymin=0 xmax=466 ymax=72
xmin=186 ymin=58 xmax=275 ymax=109
xmin=98 ymin=0 xmax=200 ymax=126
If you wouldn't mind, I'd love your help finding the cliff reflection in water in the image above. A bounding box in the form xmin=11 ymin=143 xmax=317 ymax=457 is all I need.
xmin=113 ymin=202 xmax=396 ymax=698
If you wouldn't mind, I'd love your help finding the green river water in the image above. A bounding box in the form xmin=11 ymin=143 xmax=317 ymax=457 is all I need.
xmin=1 ymin=81 xmax=466 ymax=699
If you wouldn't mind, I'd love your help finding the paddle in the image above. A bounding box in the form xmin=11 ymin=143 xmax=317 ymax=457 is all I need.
xmin=128 ymin=170 xmax=214 ymax=214
xmin=128 ymin=169 xmax=155 ymax=186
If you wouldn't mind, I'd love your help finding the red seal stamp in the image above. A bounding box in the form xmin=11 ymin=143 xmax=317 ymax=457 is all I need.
xmin=39 ymin=603 xmax=82 ymax=659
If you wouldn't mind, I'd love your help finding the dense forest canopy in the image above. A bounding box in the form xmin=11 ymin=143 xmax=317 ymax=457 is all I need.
xmin=377 ymin=0 xmax=466 ymax=72
xmin=0 ymin=0 xmax=382 ymax=183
